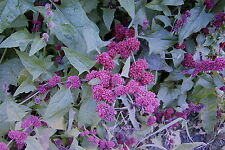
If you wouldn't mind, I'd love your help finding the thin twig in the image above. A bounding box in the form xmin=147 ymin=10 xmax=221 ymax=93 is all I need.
xmin=19 ymin=91 xmax=39 ymax=105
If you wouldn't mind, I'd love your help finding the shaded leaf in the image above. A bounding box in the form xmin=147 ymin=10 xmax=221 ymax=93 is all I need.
xmin=146 ymin=0 xmax=171 ymax=16
xmin=0 ymin=58 xmax=23 ymax=102
xmin=145 ymin=54 xmax=173 ymax=72
xmin=63 ymin=47 xmax=95 ymax=75
xmin=118 ymin=0 xmax=135 ymax=19
xmin=155 ymin=15 xmax=172 ymax=27
xmin=170 ymin=49 xmax=185 ymax=67
xmin=102 ymin=8 xmax=115 ymax=30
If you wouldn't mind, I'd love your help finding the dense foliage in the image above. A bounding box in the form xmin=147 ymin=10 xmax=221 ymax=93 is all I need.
xmin=0 ymin=0 xmax=224 ymax=150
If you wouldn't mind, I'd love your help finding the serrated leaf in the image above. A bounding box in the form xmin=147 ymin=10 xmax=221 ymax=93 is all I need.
xmin=0 ymin=29 xmax=32 ymax=51
xmin=155 ymin=15 xmax=172 ymax=27
xmin=121 ymin=57 xmax=130 ymax=78
xmin=0 ymin=0 xmax=34 ymax=33
xmin=162 ymin=0 xmax=184 ymax=6
xmin=43 ymin=86 xmax=73 ymax=128
xmin=178 ymin=7 xmax=213 ymax=44
xmin=14 ymin=77 xmax=36 ymax=96
xmin=29 ymin=36 xmax=47 ymax=56
xmin=200 ymin=94 xmax=220 ymax=133
xmin=78 ymin=98 xmax=100 ymax=127
xmin=118 ymin=0 xmax=135 ymax=19
xmin=25 ymin=137 xmax=45 ymax=150
xmin=16 ymin=50 xmax=52 ymax=80
xmin=102 ymin=8 xmax=115 ymax=30
xmin=181 ymin=77 xmax=194 ymax=93
xmin=63 ymin=47 xmax=95 ymax=75
xmin=173 ymin=142 xmax=205 ymax=150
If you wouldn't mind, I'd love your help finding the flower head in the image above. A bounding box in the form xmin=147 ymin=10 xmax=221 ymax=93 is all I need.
xmin=47 ymin=21 xmax=56 ymax=29
xmin=66 ymin=76 xmax=82 ymax=88
xmin=0 ymin=142 xmax=9 ymax=150
xmin=42 ymin=33 xmax=49 ymax=42
xmin=96 ymin=103 xmax=116 ymax=121
xmin=147 ymin=116 xmax=156 ymax=126
xmin=8 ymin=130 xmax=28 ymax=144
xmin=21 ymin=115 xmax=41 ymax=128
xmin=48 ymin=75 xmax=61 ymax=87
xmin=96 ymin=52 xmax=115 ymax=70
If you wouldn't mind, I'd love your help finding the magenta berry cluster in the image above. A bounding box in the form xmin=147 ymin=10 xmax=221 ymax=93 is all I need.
xmin=182 ymin=54 xmax=225 ymax=76
xmin=80 ymin=129 xmax=115 ymax=149
xmin=173 ymin=10 xmax=191 ymax=32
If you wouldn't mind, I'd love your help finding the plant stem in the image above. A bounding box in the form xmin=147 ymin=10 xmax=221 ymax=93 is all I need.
xmin=0 ymin=48 xmax=7 ymax=64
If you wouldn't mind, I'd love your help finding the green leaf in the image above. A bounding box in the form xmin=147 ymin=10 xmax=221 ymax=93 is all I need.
xmin=25 ymin=137 xmax=45 ymax=150
xmin=0 ymin=0 xmax=34 ymax=33
xmin=78 ymin=98 xmax=101 ymax=127
xmin=10 ymin=15 xmax=28 ymax=28
xmin=6 ymin=101 xmax=27 ymax=122
xmin=13 ymin=77 xmax=36 ymax=96
xmin=102 ymin=8 xmax=116 ymax=30
xmin=181 ymin=77 xmax=194 ymax=93
xmin=36 ymin=0 xmax=107 ymax=56
xmin=80 ymin=0 xmax=98 ymax=13
xmin=200 ymin=94 xmax=220 ymax=133
xmin=157 ymin=84 xmax=181 ymax=107
xmin=173 ymin=142 xmax=205 ymax=150
xmin=36 ymin=127 xmax=56 ymax=150
xmin=170 ymin=49 xmax=185 ymax=67
xmin=43 ymin=86 xmax=73 ymax=128
xmin=16 ymin=50 xmax=52 ymax=80
xmin=146 ymin=0 xmax=171 ymax=16
xmin=178 ymin=7 xmax=213 ymax=44
xmin=162 ymin=0 xmax=184 ymax=6
xmin=118 ymin=0 xmax=135 ymax=19
xmin=29 ymin=36 xmax=47 ymax=56
xmin=140 ymin=29 xmax=176 ymax=54
xmin=121 ymin=57 xmax=131 ymax=78
xmin=0 ymin=29 xmax=32 ymax=51
xmin=155 ymin=15 xmax=172 ymax=27
xmin=0 ymin=58 xmax=23 ymax=102
xmin=88 ymin=78 xmax=100 ymax=86
xmin=63 ymin=47 xmax=95 ymax=75
xmin=0 ymin=102 xmax=11 ymax=134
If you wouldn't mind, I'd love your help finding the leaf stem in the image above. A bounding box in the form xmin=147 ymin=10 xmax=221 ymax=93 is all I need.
xmin=0 ymin=48 xmax=7 ymax=64
xmin=19 ymin=91 xmax=39 ymax=105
